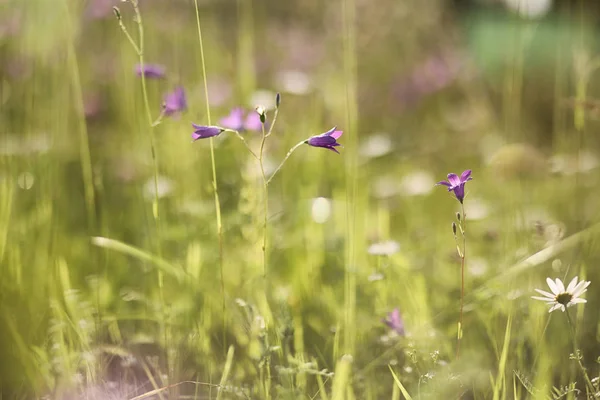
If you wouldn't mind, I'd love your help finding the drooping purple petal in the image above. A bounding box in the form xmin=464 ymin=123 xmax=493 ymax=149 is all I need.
xmin=322 ymin=127 xmax=337 ymax=136
xmin=383 ymin=308 xmax=405 ymax=336
xmin=306 ymin=127 xmax=343 ymax=153
xmin=244 ymin=112 xmax=263 ymax=131
xmin=163 ymin=86 xmax=187 ymax=116
xmin=331 ymin=130 xmax=343 ymax=140
xmin=191 ymin=124 xmax=224 ymax=141
xmin=135 ymin=63 xmax=166 ymax=79
xmin=436 ymin=180 xmax=452 ymax=187
xmin=219 ymin=108 xmax=244 ymax=131
xmin=453 ymin=183 xmax=465 ymax=202
xmin=460 ymin=169 xmax=472 ymax=182
xmin=307 ymin=135 xmax=338 ymax=147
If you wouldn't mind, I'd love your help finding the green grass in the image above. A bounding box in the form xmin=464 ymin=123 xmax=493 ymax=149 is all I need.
xmin=1 ymin=0 xmax=600 ymax=399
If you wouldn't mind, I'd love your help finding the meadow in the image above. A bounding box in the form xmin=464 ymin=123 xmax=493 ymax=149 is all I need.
xmin=1 ymin=0 xmax=600 ymax=398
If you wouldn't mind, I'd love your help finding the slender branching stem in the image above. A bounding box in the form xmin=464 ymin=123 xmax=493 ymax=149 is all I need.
xmin=226 ymin=129 xmax=259 ymax=160
xmin=266 ymin=141 xmax=306 ymax=186
xmin=117 ymin=0 xmax=168 ymax=381
xmin=115 ymin=14 xmax=140 ymax=54
xmin=266 ymin=107 xmax=279 ymax=138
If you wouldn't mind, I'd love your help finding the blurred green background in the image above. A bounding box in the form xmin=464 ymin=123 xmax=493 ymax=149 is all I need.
xmin=2 ymin=0 xmax=600 ymax=398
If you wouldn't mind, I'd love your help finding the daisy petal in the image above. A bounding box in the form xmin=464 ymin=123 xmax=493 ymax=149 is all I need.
xmin=555 ymin=278 xmax=565 ymax=293
xmin=549 ymin=303 xmax=562 ymax=313
xmin=546 ymin=277 xmax=560 ymax=295
xmin=566 ymin=276 xmax=579 ymax=293
xmin=572 ymin=280 xmax=591 ymax=298
xmin=531 ymin=296 xmax=556 ymax=304
xmin=531 ymin=296 xmax=555 ymax=302
xmin=534 ymin=289 xmax=555 ymax=299
xmin=571 ymin=298 xmax=587 ymax=304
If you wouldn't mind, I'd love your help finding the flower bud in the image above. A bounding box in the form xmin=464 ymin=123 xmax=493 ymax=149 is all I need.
xmin=452 ymin=222 xmax=457 ymax=236
xmin=255 ymin=106 xmax=266 ymax=124
xmin=113 ymin=6 xmax=121 ymax=20
xmin=276 ymin=93 xmax=281 ymax=108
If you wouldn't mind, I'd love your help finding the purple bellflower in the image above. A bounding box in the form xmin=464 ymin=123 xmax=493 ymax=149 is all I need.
xmin=134 ymin=63 xmax=166 ymax=79
xmin=163 ymin=86 xmax=187 ymax=116
xmin=436 ymin=170 xmax=472 ymax=203
xmin=383 ymin=308 xmax=405 ymax=336
xmin=219 ymin=107 xmax=263 ymax=132
xmin=306 ymin=127 xmax=343 ymax=153
xmin=191 ymin=124 xmax=225 ymax=141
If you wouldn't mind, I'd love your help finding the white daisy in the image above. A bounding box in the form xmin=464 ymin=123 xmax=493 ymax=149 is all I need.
xmin=532 ymin=277 xmax=591 ymax=313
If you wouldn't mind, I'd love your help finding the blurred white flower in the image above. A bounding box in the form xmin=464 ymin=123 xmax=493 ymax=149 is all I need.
xmin=373 ymin=175 xmax=402 ymax=199
xmin=464 ymin=198 xmax=489 ymax=221
xmin=277 ymin=70 xmax=312 ymax=95
xmin=468 ymin=258 xmax=488 ymax=277
xmin=368 ymin=240 xmax=400 ymax=256
xmin=250 ymin=89 xmax=277 ymax=110
xmin=550 ymin=151 xmax=599 ymax=175
xmin=17 ymin=172 xmax=34 ymax=190
xmin=359 ymin=133 xmax=393 ymax=159
xmin=532 ymin=277 xmax=590 ymax=313
xmin=311 ymin=197 xmax=332 ymax=224
xmin=368 ymin=272 xmax=384 ymax=282
xmin=399 ymin=170 xmax=435 ymax=196
xmin=143 ymin=176 xmax=174 ymax=199
xmin=505 ymin=0 xmax=552 ymax=19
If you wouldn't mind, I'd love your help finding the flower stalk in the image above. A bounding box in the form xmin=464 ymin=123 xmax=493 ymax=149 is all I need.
xmin=436 ymin=170 xmax=473 ymax=360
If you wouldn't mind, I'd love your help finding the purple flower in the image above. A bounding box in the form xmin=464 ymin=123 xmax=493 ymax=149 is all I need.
xmin=134 ymin=64 xmax=166 ymax=79
xmin=383 ymin=308 xmax=405 ymax=336
xmin=191 ymin=124 xmax=225 ymax=141
xmin=163 ymin=86 xmax=187 ymax=116
xmin=219 ymin=107 xmax=263 ymax=132
xmin=306 ymin=127 xmax=343 ymax=154
xmin=85 ymin=0 xmax=118 ymax=19
xmin=436 ymin=170 xmax=472 ymax=203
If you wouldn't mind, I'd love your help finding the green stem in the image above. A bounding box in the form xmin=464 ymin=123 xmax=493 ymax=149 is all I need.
xmin=265 ymin=141 xmax=306 ymax=186
xmin=259 ymin=123 xmax=268 ymax=278
xmin=226 ymin=129 xmax=258 ymax=160
xmin=266 ymin=107 xmax=279 ymax=138
xmin=457 ymin=203 xmax=466 ymax=360
xmin=193 ymin=0 xmax=226 ymax=349
xmin=565 ymin=310 xmax=596 ymax=396
xmin=115 ymin=14 xmax=140 ymax=54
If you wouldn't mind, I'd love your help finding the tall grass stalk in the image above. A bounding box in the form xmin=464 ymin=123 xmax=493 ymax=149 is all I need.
xmin=342 ymin=0 xmax=359 ymax=358
xmin=193 ymin=0 xmax=227 ymax=349
xmin=62 ymin=0 xmax=100 ymax=344
xmin=63 ymin=0 xmax=96 ymax=236
xmin=565 ymin=310 xmax=595 ymax=396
